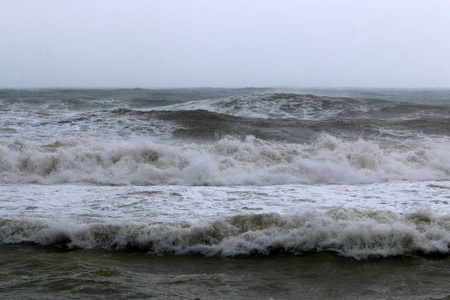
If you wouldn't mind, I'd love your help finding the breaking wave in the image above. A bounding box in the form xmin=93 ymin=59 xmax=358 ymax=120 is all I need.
xmin=0 ymin=134 xmax=449 ymax=185
xmin=1 ymin=208 xmax=449 ymax=259
xmin=151 ymin=93 xmax=450 ymax=121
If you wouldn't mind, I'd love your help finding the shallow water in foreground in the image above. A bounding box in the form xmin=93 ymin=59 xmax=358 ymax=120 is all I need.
xmin=1 ymin=245 xmax=449 ymax=300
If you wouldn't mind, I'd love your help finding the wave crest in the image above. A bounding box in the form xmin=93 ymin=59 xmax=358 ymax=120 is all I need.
xmin=152 ymin=93 xmax=450 ymax=121
xmin=1 ymin=208 xmax=449 ymax=259
xmin=0 ymin=135 xmax=449 ymax=185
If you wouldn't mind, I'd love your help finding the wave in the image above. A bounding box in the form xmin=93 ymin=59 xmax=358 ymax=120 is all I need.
xmin=1 ymin=208 xmax=448 ymax=259
xmin=3 ymin=92 xmax=449 ymax=145
xmin=0 ymin=88 xmax=274 ymax=111
xmin=150 ymin=93 xmax=450 ymax=121
xmin=0 ymin=135 xmax=449 ymax=185
xmin=144 ymin=93 xmax=450 ymax=142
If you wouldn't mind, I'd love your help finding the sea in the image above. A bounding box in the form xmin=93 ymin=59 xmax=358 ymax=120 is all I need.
xmin=0 ymin=87 xmax=449 ymax=299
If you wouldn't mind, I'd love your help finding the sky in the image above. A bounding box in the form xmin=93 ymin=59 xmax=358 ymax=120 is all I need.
xmin=0 ymin=0 xmax=449 ymax=88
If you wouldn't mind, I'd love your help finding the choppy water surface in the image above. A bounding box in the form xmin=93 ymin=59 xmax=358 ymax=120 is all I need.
xmin=1 ymin=246 xmax=449 ymax=299
xmin=0 ymin=88 xmax=449 ymax=299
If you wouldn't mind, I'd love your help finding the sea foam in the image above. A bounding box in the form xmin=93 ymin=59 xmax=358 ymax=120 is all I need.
xmin=0 ymin=134 xmax=448 ymax=185
xmin=1 ymin=208 xmax=449 ymax=259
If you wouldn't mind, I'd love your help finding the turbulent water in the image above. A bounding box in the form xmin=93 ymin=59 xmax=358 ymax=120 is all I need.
xmin=0 ymin=88 xmax=449 ymax=299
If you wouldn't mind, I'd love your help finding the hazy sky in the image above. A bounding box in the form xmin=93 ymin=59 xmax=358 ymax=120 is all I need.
xmin=1 ymin=0 xmax=449 ymax=88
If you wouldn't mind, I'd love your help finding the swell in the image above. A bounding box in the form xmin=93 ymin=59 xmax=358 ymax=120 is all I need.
xmin=122 ymin=93 xmax=450 ymax=141
xmin=1 ymin=208 xmax=448 ymax=259
xmin=0 ymin=135 xmax=449 ymax=185
xmin=0 ymin=88 xmax=274 ymax=111
xmin=153 ymin=93 xmax=450 ymax=120
xmin=3 ymin=92 xmax=449 ymax=144
xmin=152 ymin=109 xmax=450 ymax=142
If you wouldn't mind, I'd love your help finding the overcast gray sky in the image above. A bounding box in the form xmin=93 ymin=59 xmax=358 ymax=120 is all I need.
xmin=1 ymin=0 xmax=449 ymax=88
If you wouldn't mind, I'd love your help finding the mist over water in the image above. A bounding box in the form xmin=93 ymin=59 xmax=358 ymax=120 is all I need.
xmin=1 ymin=1 xmax=449 ymax=88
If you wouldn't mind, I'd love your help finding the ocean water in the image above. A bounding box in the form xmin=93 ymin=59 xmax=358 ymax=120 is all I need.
xmin=0 ymin=88 xmax=449 ymax=299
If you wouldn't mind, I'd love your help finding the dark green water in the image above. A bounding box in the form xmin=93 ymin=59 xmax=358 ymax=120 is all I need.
xmin=1 ymin=245 xmax=449 ymax=299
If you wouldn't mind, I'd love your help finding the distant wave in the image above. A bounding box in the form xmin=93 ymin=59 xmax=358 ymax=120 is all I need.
xmin=3 ymin=92 xmax=449 ymax=144
xmin=142 ymin=93 xmax=450 ymax=141
xmin=149 ymin=93 xmax=450 ymax=121
xmin=1 ymin=134 xmax=448 ymax=185
xmin=0 ymin=88 xmax=274 ymax=111
xmin=1 ymin=208 xmax=448 ymax=259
